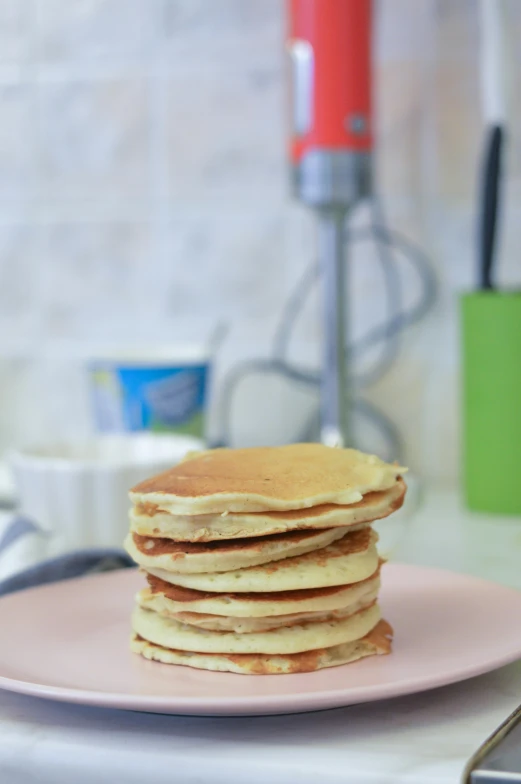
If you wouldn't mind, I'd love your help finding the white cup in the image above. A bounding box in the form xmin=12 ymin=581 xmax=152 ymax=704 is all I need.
xmin=8 ymin=434 xmax=203 ymax=562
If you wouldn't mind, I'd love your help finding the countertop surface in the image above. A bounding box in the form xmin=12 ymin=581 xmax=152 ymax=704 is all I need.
xmin=1 ymin=484 xmax=521 ymax=784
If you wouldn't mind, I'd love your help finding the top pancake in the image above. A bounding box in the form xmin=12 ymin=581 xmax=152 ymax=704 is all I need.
xmin=130 ymin=477 xmax=406 ymax=541
xmin=130 ymin=443 xmax=406 ymax=515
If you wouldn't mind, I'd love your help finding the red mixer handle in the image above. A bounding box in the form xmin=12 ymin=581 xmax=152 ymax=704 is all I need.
xmin=287 ymin=0 xmax=373 ymax=163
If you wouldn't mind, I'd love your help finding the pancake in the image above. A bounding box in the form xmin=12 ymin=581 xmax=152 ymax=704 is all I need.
xmin=124 ymin=525 xmax=351 ymax=574
xmin=140 ymin=567 xmax=381 ymax=617
xmin=130 ymin=477 xmax=405 ymax=542
xmin=130 ymin=620 xmax=393 ymax=675
xmin=137 ymin=589 xmax=379 ymax=632
xmin=145 ymin=528 xmax=379 ymax=593
xmin=129 ymin=444 xmax=406 ymax=515
xmin=130 ymin=620 xmax=393 ymax=674
xmin=131 ymin=602 xmax=381 ymax=654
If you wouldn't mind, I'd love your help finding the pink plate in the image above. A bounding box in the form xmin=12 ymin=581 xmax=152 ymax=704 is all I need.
xmin=1 ymin=564 xmax=521 ymax=716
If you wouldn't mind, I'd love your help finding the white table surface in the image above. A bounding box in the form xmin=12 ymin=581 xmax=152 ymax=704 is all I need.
xmin=2 ymin=484 xmax=521 ymax=784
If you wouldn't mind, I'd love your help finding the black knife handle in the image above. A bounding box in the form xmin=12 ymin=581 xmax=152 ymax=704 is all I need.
xmin=479 ymin=124 xmax=504 ymax=291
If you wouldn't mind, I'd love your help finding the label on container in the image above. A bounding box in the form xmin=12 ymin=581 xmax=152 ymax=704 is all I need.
xmin=89 ymin=364 xmax=209 ymax=437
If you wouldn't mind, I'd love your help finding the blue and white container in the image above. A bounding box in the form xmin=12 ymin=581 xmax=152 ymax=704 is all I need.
xmin=88 ymin=346 xmax=210 ymax=438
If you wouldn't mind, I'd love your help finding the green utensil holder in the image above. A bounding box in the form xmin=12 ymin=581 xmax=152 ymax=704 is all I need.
xmin=461 ymin=292 xmax=521 ymax=514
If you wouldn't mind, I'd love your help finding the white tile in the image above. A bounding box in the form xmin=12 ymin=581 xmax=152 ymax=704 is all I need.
xmin=165 ymin=64 xmax=284 ymax=200
xmin=154 ymin=206 xmax=290 ymax=329
xmin=160 ymin=0 xmax=282 ymax=63
xmin=0 ymin=355 xmax=93 ymax=450
xmin=432 ymin=62 xmax=480 ymax=203
xmin=377 ymin=0 xmax=436 ymax=62
xmin=375 ymin=62 xmax=426 ymax=199
xmin=35 ymin=78 xmax=150 ymax=207
xmin=0 ymin=358 xmax=44 ymax=449
xmin=435 ymin=0 xmax=480 ymax=63
xmin=0 ymin=83 xmax=35 ymax=202
xmin=0 ymin=0 xmax=34 ymax=62
xmin=0 ymin=223 xmax=41 ymax=343
xmin=36 ymin=220 xmax=150 ymax=341
xmin=35 ymin=0 xmax=159 ymax=62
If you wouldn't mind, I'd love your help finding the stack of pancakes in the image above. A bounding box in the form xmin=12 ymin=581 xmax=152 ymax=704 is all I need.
xmin=126 ymin=443 xmax=406 ymax=675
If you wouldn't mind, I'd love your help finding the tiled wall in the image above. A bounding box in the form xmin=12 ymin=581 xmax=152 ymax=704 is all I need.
xmin=0 ymin=0 xmax=520 ymax=480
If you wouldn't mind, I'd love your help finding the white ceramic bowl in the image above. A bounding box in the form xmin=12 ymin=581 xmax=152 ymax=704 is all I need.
xmin=9 ymin=434 xmax=203 ymax=559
